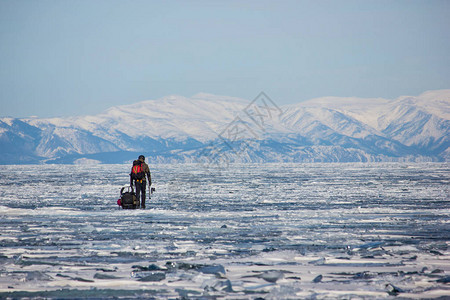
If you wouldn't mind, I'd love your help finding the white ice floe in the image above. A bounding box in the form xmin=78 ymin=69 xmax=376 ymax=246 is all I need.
xmin=0 ymin=163 xmax=448 ymax=298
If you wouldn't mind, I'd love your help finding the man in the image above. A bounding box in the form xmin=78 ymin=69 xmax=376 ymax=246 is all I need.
xmin=130 ymin=155 xmax=152 ymax=209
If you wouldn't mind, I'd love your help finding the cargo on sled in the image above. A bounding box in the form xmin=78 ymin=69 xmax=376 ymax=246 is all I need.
xmin=117 ymin=186 xmax=140 ymax=209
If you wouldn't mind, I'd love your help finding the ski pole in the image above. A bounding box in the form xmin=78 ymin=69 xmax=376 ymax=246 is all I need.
xmin=148 ymin=182 xmax=151 ymax=200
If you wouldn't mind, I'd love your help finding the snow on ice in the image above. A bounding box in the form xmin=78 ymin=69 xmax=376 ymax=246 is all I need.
xmin=0 ymin=163 xmax=449 ymax=298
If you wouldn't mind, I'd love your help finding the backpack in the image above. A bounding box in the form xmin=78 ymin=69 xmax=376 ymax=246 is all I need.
xmin=130 ymin=160 xmax=145 ymax=181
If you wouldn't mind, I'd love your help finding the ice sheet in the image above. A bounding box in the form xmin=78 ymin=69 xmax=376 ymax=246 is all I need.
xmin=0 ymin=163 xmax=449 ymax=298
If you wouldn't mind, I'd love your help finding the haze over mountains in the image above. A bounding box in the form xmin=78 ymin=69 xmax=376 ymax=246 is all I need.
xmin=1 ymin=90 xmax=449 ymax=164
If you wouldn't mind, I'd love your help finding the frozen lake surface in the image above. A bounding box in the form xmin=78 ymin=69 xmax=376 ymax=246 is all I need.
xmin=0 ymin=163 xmax=449 ymax=299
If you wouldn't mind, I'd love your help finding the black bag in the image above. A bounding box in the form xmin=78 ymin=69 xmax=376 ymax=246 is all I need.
xmin=130 ymin=160 xmax=145 ymax=181
xmin=120 ymin=186 xmax=140 ymax=209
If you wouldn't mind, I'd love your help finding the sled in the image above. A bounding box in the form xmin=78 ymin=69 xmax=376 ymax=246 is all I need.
xmin=117 ymin=186 xmax=140 ymax=209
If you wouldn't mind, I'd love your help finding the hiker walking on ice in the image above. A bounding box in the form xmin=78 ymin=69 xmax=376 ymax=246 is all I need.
xmin=130 ymin=155 xmax=152 ymax=209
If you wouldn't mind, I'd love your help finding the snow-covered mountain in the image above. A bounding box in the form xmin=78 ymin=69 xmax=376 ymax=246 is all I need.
xmin=1 ymin=90 xmax=449 ymax=164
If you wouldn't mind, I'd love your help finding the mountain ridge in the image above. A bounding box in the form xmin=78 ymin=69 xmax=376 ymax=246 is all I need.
xmin=1 ymin=90 xmax=449 ymax=164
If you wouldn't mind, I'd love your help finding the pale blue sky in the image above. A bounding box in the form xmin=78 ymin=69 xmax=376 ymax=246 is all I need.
xmin=1 ymin=0 xmax=449 ymax=117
